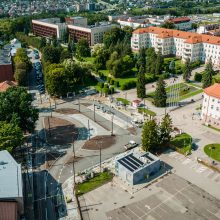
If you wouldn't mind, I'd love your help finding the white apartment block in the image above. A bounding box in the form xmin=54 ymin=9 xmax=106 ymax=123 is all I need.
xmin=201 ymin=83 xmax=220 ymax=128
xmin=131 ymin=26 xmax=220 ymax=66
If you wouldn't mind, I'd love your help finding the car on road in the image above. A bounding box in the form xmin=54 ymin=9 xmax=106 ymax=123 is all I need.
xmin=124 ymin=140 xmax=138 ymax=151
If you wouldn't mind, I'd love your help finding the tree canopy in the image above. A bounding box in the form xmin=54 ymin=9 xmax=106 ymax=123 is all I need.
xmin=154 ymin=78 xmax=167 ymax=107
xmin=76 ymin=38 xmax=91 ymax=57
xmin=202 ymin=58 xmax=214 ymax=88
xmin=0 ymin=87 xmax=39 ymax=133
xmin=0 ymin=121 xmax=23 ymax=153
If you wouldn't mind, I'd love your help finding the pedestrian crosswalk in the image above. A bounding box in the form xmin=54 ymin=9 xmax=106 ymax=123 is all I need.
xmin=168 ymin=151 xmax=220 ymax=184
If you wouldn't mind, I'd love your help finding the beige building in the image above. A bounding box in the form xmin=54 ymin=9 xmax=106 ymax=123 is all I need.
xmin=201 ymin=83 xmax=220 ymax=128
xmin=131 ymin=26 xmax=220 ymax=66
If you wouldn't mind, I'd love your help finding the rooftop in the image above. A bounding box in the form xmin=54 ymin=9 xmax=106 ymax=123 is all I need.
xmin=0 ymin=45 xmax=12 ymax=65
xmin=0 ymin=150 xmax=23 ymax=199
xmin=117 ymin=150 xmax=159 ymax=173
xmin=204 ymin=83 xmax=220 ymax=99
xmin=0 ymin=81 xmax=17 ymax=92
xmin=168 ymin=17 xmax=191 ymax=23
xmin=133 ymin=26 xmax=220 ymax=45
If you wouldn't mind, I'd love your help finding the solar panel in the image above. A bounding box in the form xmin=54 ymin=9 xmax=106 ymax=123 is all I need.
xmin=118 ymin=159 xmax=135 ymax=172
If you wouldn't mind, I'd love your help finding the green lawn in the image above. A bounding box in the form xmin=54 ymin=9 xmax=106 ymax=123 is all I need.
xmin=76 ymin=172 xmax=113 ymax=196
xmin=204 ymin=144 xmax=220 ymax=162
xmin=146 ymin=83 xmax=202 ymax=103
xmin=170 ymin=133 xmax=192 ymax=155
xmin=116 ymin=97 xmax=130 ymax=105
xmin=138 ymin=107 xmax=156 ymax=116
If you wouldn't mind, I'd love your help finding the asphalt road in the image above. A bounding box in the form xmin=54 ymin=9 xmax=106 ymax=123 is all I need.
xmin=27 ymin=48 xmax=66 ymax=220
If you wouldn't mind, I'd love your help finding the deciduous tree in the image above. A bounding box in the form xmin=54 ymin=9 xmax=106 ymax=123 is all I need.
xmin=137 ymin=65 xmax=146 ymax=98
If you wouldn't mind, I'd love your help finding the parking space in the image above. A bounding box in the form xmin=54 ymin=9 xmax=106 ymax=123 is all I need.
xmin=106 ymin=174 xmax=220 ymax=220
xmin=81 ymin=174 xmax=220 ymax=220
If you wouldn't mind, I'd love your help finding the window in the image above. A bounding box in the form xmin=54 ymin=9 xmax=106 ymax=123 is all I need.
xmin=211 ymin=105 xmax=214 ymax=109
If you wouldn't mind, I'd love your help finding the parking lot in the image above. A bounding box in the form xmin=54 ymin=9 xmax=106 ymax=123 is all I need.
xmin=82 ymin=174 xmax=220 ymax=220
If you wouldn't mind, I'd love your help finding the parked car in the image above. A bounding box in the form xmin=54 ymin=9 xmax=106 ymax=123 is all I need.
xmin=124 ymin=140 xmax=138 ymax=151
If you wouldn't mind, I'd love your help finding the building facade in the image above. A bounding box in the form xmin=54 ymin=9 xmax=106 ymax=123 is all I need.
xmin=68 ymin=23 xmax=117 ymax=46
xmin=201 ymin=83 xmax=220 ymax=128
xmin=32 ymin=18 xmax=117 ymax=46
xmin=0 ymin=150 xmax=23 ymax=218
xmin=115 ymin=150 xmax=161 ymax=185
xmin=32 ymin=18 xmax=67 ymax=40
xmin=131 ymin=26 xmax=220 ymax=66
xmin=168 ymin=17 xmax=192 ymax=31
xmin=0 ymin=45 xmax=14 ymax=83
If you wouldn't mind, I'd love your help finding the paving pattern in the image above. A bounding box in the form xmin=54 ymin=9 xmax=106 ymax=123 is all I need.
xmin=106 ymin=174 xmax=220 ymax=220
xmin=167 ymin=151 xmax=220 ymax=185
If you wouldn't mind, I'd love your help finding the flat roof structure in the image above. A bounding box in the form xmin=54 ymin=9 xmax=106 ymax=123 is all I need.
xmin=0 ymin=150 xmax=23 ymax=199
xmin=115 ymin=149 xmax=161 ymax=185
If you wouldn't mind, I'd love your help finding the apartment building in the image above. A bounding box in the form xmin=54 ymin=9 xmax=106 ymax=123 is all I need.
xmin=131 ymin=26 xmax=220 ymax=66
xmin=168 ymin=17 xmax=192 ymax=31
xmin=32 ymin=18 xmax=117 ymax=46
xmin=68 ymin=22 xmax=117 ymax=46
xmin=201 ymin=83 xmax=220 ymax=128
xmin=32 ymin=18 xmax=67 ymax=40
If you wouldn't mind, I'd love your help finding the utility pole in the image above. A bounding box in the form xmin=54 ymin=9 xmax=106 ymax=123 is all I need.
xmin=49 ymin=98 xmax=52 ymax=117
xmin=93 ymin=103 xmax=96 ymax=122
xmin=111 ymin=114 xmax=114 ymax=136
xmin=99 ymin=139 xmax=102 ymax=173
xmin=72 ymin=137 xmax=76 ymax=187
xmin=47 ymin=117 xmax=51 ymax=137
xmin=78 ymin=98 xmax=80 ymax=112
xmin=88 ymin=120 xmax=90 ymax=140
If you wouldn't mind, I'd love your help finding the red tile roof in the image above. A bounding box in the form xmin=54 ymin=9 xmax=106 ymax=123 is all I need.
xmin=204 ymin=83 xmax=220 ymax=99
xmin=168 ymin=17 xmax=191 ymax=23
xmin=0 ymin=81 xmax=17 ymax=92
xmin=133 ymin=27 xmax=220 ymax=45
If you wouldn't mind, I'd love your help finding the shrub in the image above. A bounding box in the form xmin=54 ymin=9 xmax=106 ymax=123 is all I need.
xmin=114 ymin=81 xmax=120 ymax=87
xmin=109 ymin=87 xmax=115 ymax=94
xmin=110 ymin=79 xmax=114 ymax=85
xmin=104 ymin=83 xmax=109 ymax=89
xmin=121 ymin=80 xmax=136 ymax=90
xmin=190 ymin=60 xmax=201 ymax=69
xmin=145 ymin=75 xmax=156 ymax=83
xmin=194 ymin=72 xmax=203 ymax=82
xmin=107 ymin=77 xmax=111 ymax=83
xmin=98 ymin=82 xmax=104 ymax=88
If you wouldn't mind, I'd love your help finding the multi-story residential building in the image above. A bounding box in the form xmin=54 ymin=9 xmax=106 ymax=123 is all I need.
xmin=168 ymin=17 xmax=192 ymax=31
xmin=201 ymin=83 xmax=220 ymax=128
xmin=197 ymin=24 xmax=220 ymax=36
xmin=131 ymin=26 xmax=220 ymax=66
xmin=32 ymin=18 xmax=117 ymax=46
xmin=32 ymin=18 xmax=67 ymax=40
xmin=68 ymin=22 xmax=117 ymax=46
xmin=0 ymin=150 xmax=23 ymax=219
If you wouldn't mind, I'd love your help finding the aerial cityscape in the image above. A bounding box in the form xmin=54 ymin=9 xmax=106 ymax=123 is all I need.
xmin=0 ymin=0 xmax=220 ymax=220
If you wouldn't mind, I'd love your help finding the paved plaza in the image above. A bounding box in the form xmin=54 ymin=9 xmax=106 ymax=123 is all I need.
xmin=81 ymin=174 xmax=220 ymax=220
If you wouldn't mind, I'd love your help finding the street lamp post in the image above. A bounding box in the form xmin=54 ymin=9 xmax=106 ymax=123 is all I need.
xmin=111 ymin=114 xmax=114 ymax=136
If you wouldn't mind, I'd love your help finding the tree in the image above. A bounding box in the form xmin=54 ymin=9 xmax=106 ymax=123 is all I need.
xmin=42 ymin=45 xmax=62 ymax=63
xmin=183 ymin=58 xmax=192 ymax=81
xmin=202 ymin=58 xmax=214 ymax=88
xmin=76 ymin=38 xmax=91 ymax=57
xmin=169 ymin=60 xmax=175 ymax=74
xmin=136 ymin=48 xmax=146 ymax=70
xmin=159 ymin=114 xmax=173 ymax=146
xmin=154 ymin=78 xmax=167 ymax=107
xmin=0 ymin=87 xmax=39 ymax=132
xmin=14 ymin=68 xmax=27 ymax=86
xmin=155 ymin=51 xmax=164 ymax=75
xmin=142 ymin=119 xmax=159 ymax=152
xmin=137 ymin=65 xmax=146 ymax=98
xmin=161 ymin=21 xmax=175 ymax=29
xmin=39 ymin=37 xmax=46 ymax=49
xmin=60 ymin=49 xmax=72 ymax=62
xmin=146 ymin=48 xmax=157 ymax=76
xmin=0 ymin=121 xmax=23 ymax=153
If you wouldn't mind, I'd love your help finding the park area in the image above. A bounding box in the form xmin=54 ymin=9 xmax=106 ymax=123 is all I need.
xmin=170 ymin=133 xmax=192 ymax=155
xmin=204 ymin=144 xmax=220 ymax=162
xmin=146 ymin=83 xmax=203 ymax=104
